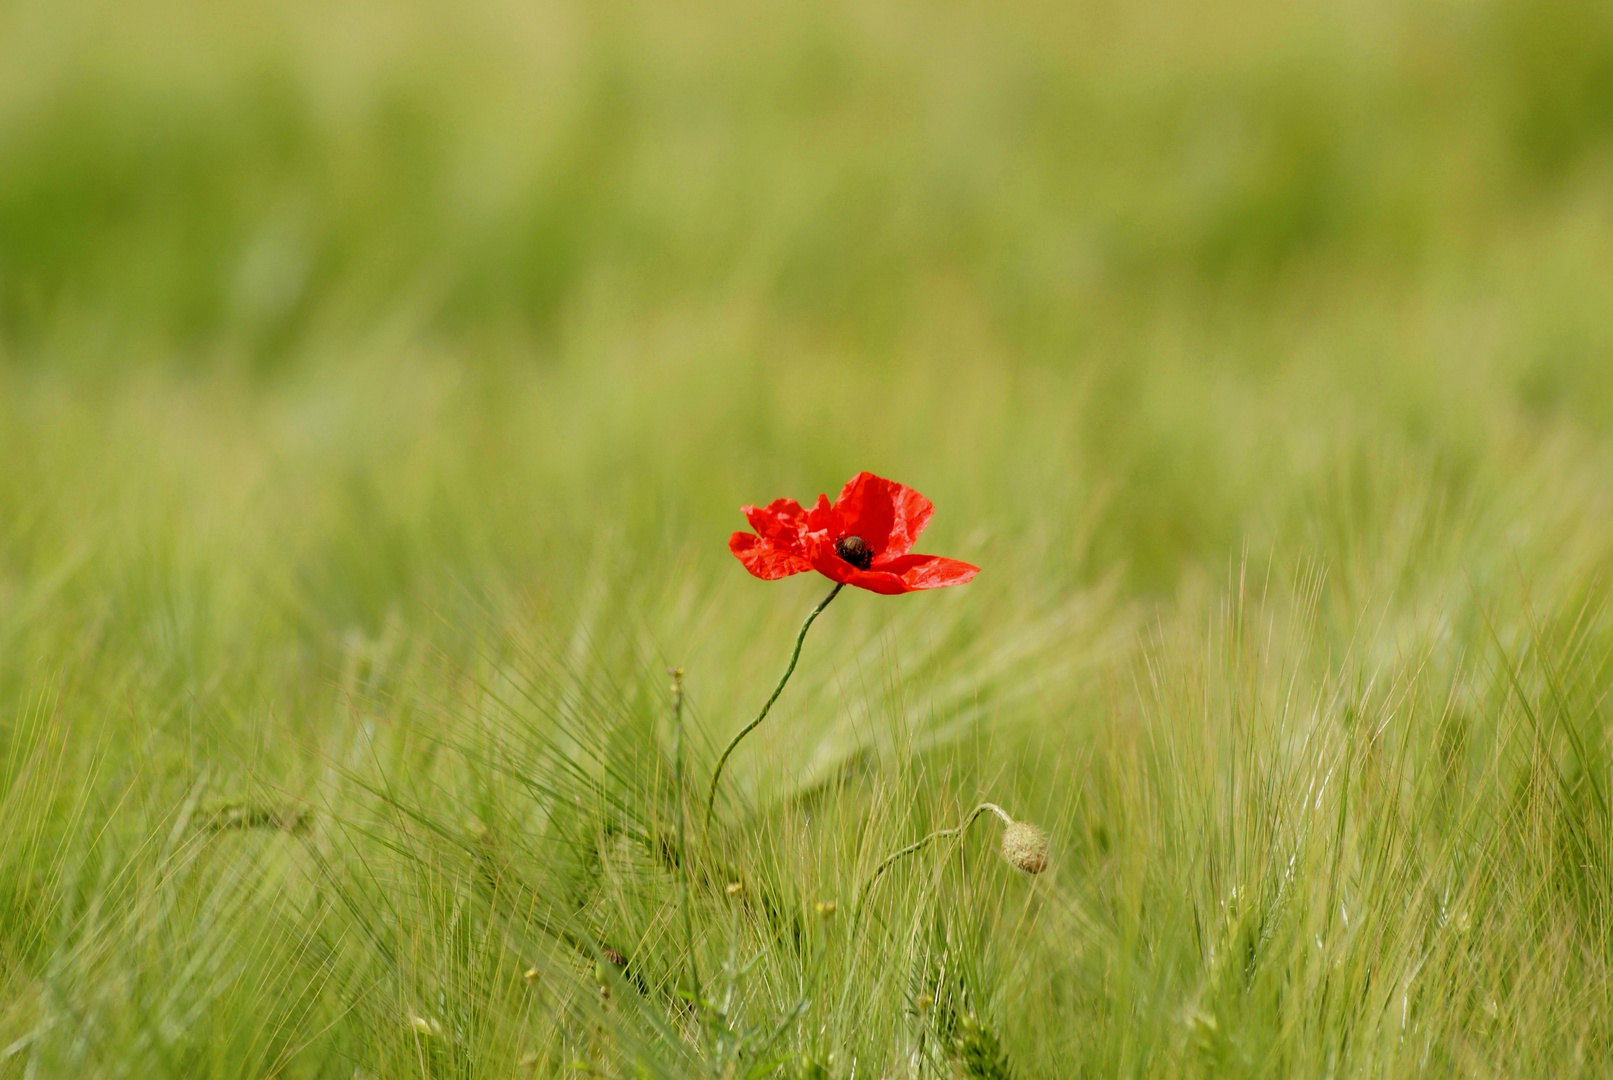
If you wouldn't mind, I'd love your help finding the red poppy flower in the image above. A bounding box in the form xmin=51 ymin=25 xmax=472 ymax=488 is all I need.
xmin=729 ymin=472 xmax=979 ymax=595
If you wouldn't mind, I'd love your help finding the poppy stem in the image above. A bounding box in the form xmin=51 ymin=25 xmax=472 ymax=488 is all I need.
xmin=705 ymin=581 xmax=845 ymax=832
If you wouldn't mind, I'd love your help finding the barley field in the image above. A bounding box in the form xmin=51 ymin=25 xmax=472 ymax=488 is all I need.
xmin=3 ymin=0 xmax=1613 ymax=1076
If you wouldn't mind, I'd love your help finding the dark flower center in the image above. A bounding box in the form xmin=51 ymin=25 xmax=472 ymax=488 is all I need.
xmin=834 ymin=535 xmax=873 ymax=570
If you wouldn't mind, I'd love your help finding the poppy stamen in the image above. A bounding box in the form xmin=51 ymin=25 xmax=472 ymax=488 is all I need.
xmin=835 ymin=535 xmax=873 ymax=570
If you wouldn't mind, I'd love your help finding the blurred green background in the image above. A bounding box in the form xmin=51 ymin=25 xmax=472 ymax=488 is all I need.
xmin=4 ymin=0 xmax=1613 ymax=1073
xmin=3 ymin=0 xmax=1612 ymax=610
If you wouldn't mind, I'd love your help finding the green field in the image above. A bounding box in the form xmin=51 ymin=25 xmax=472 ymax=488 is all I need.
xmin=4 ymin=0 xmax=1613 ymax=1075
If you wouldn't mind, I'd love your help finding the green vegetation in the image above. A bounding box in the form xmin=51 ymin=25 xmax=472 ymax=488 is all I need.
xmin=3 ymin=0 xmax=1613 ymax=1074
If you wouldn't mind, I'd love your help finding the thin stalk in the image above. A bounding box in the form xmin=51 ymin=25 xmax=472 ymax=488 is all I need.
xmin=669 ymin=667 xmax=700 ymax=999
xmin=705 ymin=582 xmax=844 ymax=832
xmin=855 ymin=802 xmax=1013 ymax=917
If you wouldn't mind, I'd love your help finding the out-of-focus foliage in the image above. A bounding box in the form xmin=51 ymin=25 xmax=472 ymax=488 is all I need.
xmin=3 ymin=0 xmax=1613 ymax=1076
xmin=0 ymin=0 xmax=1610 ymax=371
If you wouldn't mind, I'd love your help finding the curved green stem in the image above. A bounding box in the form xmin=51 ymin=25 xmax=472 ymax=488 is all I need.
xmin=669 ymin=667 xmax=699 ymax=998
xmin=705 ymin=582 xmax=844 ymax=832
xmin=855 ymin=802 xmax=1012 ymax=916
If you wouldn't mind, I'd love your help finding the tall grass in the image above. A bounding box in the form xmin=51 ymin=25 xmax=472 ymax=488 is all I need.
xmin=4 ymin=0 xmax=1613 ymax=1075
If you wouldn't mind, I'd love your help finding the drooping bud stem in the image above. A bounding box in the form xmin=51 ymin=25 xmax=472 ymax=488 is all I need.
xmin=855 ymin=802 xmax=1049 ymax=918
xmin=834 ymin=534 xmax=874 ymax=570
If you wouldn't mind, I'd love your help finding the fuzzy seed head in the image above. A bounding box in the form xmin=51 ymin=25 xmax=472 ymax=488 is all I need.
xmin=1001 ymin=821 xmax=1049 ymax=874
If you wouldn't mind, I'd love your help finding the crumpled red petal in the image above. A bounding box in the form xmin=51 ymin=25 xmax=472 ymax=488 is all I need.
xmin=807 ymin=548 xmax=979 ymax=594
xmin=827 ymin=472 xmax=934 ymax=558
xmin=872 ymin=553 xmax=980 ymax=590
xmin=804 ymin=493 xmax=836 ymax=538
xmin=806 ymin=548 xmax=911 ymax=594
xmin=730 ymin=531 xmax=813 ymax=580
xmin=743 ymin=498 xmax=810 ymax=547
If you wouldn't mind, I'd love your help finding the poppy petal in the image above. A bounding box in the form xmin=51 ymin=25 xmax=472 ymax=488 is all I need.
xmin=808 ymin=548 xmax=914 ymax=594
xmin=731 ymin=531 xmax=813 ymax=580
xmin=804 ymin=493 xmax=836 ymax=537
xmin=743 ymin=498 xmax=810 ymax=547
xmin=829 ymin=472 xmax=935 ymax=558
xmin=873 ymin=553 xmax=980 ymax=590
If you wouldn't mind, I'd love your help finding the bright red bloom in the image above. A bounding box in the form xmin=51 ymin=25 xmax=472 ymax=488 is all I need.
xmin=729 ymin=472 xmax=979 ymax=595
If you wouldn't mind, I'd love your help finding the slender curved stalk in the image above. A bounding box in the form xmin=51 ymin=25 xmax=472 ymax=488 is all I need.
xmin=855 ymin=802 xmax=1013 ymax=916
xmin=669 ymin=667 xmax=699 ymax=998
xmin=705 ymin=582 xmax=844 ymax=832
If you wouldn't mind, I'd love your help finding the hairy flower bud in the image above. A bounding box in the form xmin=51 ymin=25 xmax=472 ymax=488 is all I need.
xmin=1000 ymin=821 xmax=1049 ymax=874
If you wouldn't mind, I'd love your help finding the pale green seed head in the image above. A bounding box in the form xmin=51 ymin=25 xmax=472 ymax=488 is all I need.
xmin=1001 ymin=821 xmax=1049 ymax=874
